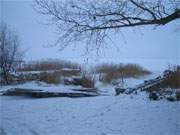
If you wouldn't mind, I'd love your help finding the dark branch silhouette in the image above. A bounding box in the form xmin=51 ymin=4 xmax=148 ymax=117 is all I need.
xmin=34 ymin=0 xmax=180 ymax=48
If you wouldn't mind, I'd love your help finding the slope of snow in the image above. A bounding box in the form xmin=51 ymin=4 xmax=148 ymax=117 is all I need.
xmin=1 ymin=93 xmax=179 ymax=135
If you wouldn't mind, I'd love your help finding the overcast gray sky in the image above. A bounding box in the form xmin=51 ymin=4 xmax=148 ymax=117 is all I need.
xmin=1 ymin=0 xmax=180 ymax=71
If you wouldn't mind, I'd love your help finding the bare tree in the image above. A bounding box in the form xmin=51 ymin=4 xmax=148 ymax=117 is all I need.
xmin=0 ymin=23 xmax=23 ymax=84
xmin=34 ymin=0 xmax=180 ymax=49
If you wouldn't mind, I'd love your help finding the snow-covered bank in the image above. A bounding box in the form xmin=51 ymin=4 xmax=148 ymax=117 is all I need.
xmin=0 ymin=94 xmax=179 ymax=135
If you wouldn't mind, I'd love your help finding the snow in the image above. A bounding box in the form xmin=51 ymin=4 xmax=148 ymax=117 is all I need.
xmin=0 ymin=81 xmax=83 ymax=93
xmin=0 ymin=71 xmax=179 ymax=135
xmin=1 ymin=92 xmax=179 ymax=135
xmin=124 ymin=71 xmax=163 ymax=88
xmin=95 ymin=71 xmax=163 ymax=95
xmin=96 ymin=82 xmax=115 ymax=96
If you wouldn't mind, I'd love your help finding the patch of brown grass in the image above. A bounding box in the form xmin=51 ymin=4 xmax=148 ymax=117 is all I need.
xmin=96 ymin=63 xmax=151 ymax=84
xmin=18 ymin=59 xmax=81 ymax=71
xmin=148 ymin=66 xmax=180 ymax=91
xmin=39 ymin=72 xmax=61 ymax=84
xmin=81 ymin=73 xmax=95 ymax=88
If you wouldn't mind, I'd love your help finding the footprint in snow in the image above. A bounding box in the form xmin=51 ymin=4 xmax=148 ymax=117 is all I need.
xmin=100 ymin=119 xmax=104 ymax=122
xmin=96 ymin=126 xmax=100 ymax=128
xmin=72 ymin=116 xmax=76 ymax=119
xmin=106 ymin=108 xmax=111 ymax=112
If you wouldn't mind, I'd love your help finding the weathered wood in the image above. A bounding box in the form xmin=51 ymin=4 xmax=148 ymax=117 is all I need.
xmin=115 ymin=75 xmax=166 ymax=95
xmin=71 ymin=88 xmax=98 ymax=93
xmin=115 ymin=88 xmax=126 ymax=95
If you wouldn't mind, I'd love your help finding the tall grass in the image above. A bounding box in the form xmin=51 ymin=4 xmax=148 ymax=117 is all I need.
xmin=95 ymin=63 xmax=151 ymax=83
xmin=81 ymin=72 xmax=95 ymax=88
xmin=163 ymin=67 xmax=180 ymax=88
xmin=18 ymin=59 xmax=80 ymax=71
xmin=148 ymin=66 xmax=180 ymax=91
xmin=39 ymin=72 xmax=61 ymax=84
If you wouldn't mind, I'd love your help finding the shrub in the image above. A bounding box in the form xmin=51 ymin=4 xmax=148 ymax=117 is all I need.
xmin=60 ymin=69 xmax=81 ymax=77
xmin=39 ymin=72 xmax=60 ymax=84
xmin=63 ymin=72 xmax=95 ymax=88
xmin=147 ymin=66 xmax=180 ymax=91
xmin=81 ymin=73 xmax=95 ymax=88
xmin=162 ymin=66 xmax=180 ymax=88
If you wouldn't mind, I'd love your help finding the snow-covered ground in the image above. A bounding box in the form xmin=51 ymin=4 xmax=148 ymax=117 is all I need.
xmin=0 ymin=71 xmax=179 ymax=135
xmin=1 ymin=92 xmax=179 ymax=135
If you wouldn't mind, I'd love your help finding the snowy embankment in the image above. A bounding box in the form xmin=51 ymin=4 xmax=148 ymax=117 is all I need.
xmin=1 ymin=93 xmax=179 ymax=135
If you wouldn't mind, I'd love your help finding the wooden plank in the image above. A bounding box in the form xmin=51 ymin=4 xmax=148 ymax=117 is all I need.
xmin=115 ymin=76 xmax=166 ymax=95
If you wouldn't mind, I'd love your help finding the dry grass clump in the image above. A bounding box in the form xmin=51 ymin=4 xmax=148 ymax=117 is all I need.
xmin=96 ymin=63 xmax=151 ymax=83
xmin=148 ymin=66 xmax=180 ymax=91
xmin=81 ymin=72 xmax=95 ymax=88
xmin=18 ymin=59 xmax=80 ymax=71
xmin=60 ymin=69 xmax=81 ymax=77
xmin=39 ymin=72 xmax=61 ymax=84
xmin=162 ymin=68 xmax=180 ymax=89
xmin=63 ymin=72 xmax=95 ymax=88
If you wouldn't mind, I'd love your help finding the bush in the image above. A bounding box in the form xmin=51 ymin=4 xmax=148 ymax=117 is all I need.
xmin=81 ymin=73 xmax=95 ymax=88
xmin=147 ymin=66 xmax=180 ymax=91
xmin=39 ymin=72 xmax=60 ymax=84
xmin=162 ymin=67 xmax=180 ymax=88
xmin=60 ymin=69 xmax=81 ymax=77
xmin=96 ymin=63 xmax=151 ymax=84
xmin=63 ymin=72 xmax=95 ymax=88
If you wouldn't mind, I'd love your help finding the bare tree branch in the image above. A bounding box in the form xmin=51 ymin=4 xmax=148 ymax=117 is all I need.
xmin=34 ymin=0 xmax=180 ymax=49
